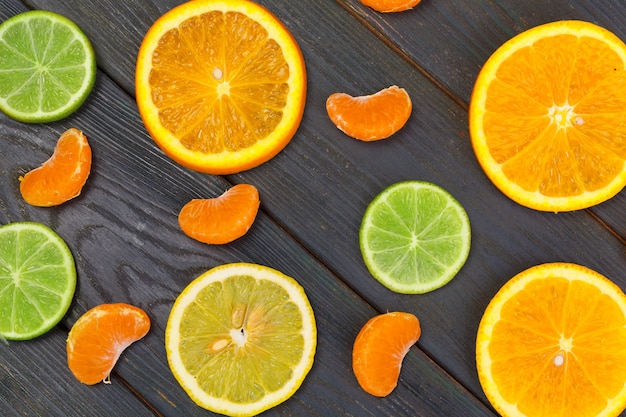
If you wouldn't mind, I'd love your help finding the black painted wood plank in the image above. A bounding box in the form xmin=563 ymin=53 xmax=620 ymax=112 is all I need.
xmin=1 ymin=1 xmax=495 ymax=416
xmin=336 ymin=0 xmax=626 ymax=240
xmin=0 ymin=77 xmax=495 ymax=416
xmin=0 ymin=327 xmax=155 ymax=416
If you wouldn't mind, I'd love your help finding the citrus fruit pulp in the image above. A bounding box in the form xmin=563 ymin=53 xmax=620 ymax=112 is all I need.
xmin=178 ymin=183 xmax=260 ymax=245
xmin=20 ymin=128 xmax=92 ymax=207
xmin=326 ymin=85 xmax=412 ymax=141
xmin=469 ymin=20 xmax=626 ymax=212
xmin=359 ymin=180 xmax=471 ymax=294
xmin=352 ymin=311 xmax=421 ymax=397
xmin=136 ymin=0 xmax=307 ymax=174
xmin=360 ymin=0 xmax=421 ymax=13
xmin=0 ymin=222 xmax=76 ymax=340
xmin=166 ymin=263 xmax=316 ymax=417
xmin=0 ymin=10 xmax=96 ymax=123
xmin=67 ymin=303 xmax=150 ymax=385
xmin=476 ymin=263 xmax=626 ymax=417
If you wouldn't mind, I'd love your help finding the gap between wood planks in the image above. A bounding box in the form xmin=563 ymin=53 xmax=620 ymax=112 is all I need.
xmin=334 ymin=0 xmax=626 ymax=247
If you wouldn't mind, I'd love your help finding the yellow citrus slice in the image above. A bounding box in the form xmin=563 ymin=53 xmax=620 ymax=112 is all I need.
xmin=165 ymin=263 xmax=316 ymax=417
xmin=136 ymin=0 xmax=306 ymax=174
xmin=476 ymin=262 xmax=626 ymax=417
xmin=469 ymin=21 xmax=626 ymax=212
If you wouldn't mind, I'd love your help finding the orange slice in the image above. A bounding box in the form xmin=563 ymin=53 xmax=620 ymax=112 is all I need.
xmin=326 ymin=85 xmax=412 ymax=141
xmin=352 ymin=311 xmax=421 ymax=396
xmin=360 ymin=0 xmax=421 ymax=13
xmin=19 ymin=128 xmax=91 ymax=207
xmin=469 ymin=21 xmax=626 ymax=212
xmin=135 ymin=0 xmax=306 ymax=174
xmin=476 ymin=263 xmax=626 ymax=417
xmin=178 ymin=183 xmax=260 ymax=245
xmin=67 ymin=303 xmax=150 ymax=385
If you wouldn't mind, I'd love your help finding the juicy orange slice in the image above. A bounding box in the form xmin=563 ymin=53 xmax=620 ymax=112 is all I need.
xmin=469 ymin=21 xmax=626 ymax=212
xmin=178 ymin=183 xmax=260 ymax=245
xmin=360 ymin=0 xmax=421 ymax=13
xmin=67 ymin=303 xmax=150 ymax=385
xmin=352 ymin=311 xmax=421 ymax=396
xmin=476 ymin=263 xmax=626 ymax=417
xmin=326 ymin=85 xmax=412 ymax=141
xmin=136 ymin=0 xmax=306 ymax=174
xmin=19 ymin=128 xmax=91 ymax=207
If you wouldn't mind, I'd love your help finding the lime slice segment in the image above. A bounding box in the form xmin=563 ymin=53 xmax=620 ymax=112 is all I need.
xmin=360 ymin=181 xmax=471 ymax=294
xmin=0 ymin=222 xmax=76 ymax=340
xmin=166 ymin=263 xmax=316 ymax=417
xmin=0 ymin=10 xmax=96 ymax=123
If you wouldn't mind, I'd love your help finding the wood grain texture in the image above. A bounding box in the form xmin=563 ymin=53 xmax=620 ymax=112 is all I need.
xmin=1 ymin=1 xmax=495 ymax=416
xmin=337 ymin=0 xmax=626 ymax=241
xmin=2 ymin=0 xmax=626 ymax=416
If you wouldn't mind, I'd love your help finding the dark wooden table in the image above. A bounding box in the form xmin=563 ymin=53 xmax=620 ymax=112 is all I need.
xmin=1 ymin=0 xmax=625 ymax=416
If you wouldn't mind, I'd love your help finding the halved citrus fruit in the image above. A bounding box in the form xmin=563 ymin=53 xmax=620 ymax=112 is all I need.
xmin=360 ymin=0 xmax=421 ymax=13
xmin=0 ymin=222 xmax=76 ymax=340
xmin=360 ymin=181 xmax=471 ymax=294
xmin=136 ymin=0 xmax=306 ymax=174
xmin=67 ymin=303 xmax=150 ymax=385
xmin=178 ymin=183 xmax=260 ymax=245
xmin=20 ymin=128 xmax=92 ymax=207
xmin=166 ymin=263 xmax=316 ymax=416
xmin=326 ymin=85 xmax=412 ymax=141
xmin=0 ymin=10 xmax=96 ymax=123
xmin=469 ymin=20 xmax=626 ymax=212
xmin=476 ymin=263 xmax=626 ymax=417
xmin=353 ymin=311 xmax=421 ymax=397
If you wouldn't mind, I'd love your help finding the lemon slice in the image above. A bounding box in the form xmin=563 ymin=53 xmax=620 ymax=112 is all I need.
xmin=166 ymin=263 xmax=317 ymax=417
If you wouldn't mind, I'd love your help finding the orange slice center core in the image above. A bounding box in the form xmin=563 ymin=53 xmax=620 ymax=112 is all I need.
xmin=548 ymin=104 xmax=576 ymax=129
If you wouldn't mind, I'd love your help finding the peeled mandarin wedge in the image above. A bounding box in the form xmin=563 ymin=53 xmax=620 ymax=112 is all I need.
xmin=166 ymin=263 xmax=316 ymax=417
xmin=67 ymin=303 xmax=150 ymax=385
xmin=360 ymin=0 xmax=421 ymax=13
xmin=178 ymin=183 xmax=260 ymax=245
xmin=353 ymin=312 xmax=421 ymax=396
xmin=469 ymin=20 xmax=626 ymax=212
xmin=476 ymin=263 xmax=626 ymax=417
xmin=326 ymin=85 xmax=412 ymax=141
xmin=136 ymin=0 xmax=306 ymax=174
xmin=19 ymin=128 xmax=92 ymax=207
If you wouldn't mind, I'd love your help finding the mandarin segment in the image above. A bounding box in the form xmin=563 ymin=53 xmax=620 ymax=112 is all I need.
xmin=19 ymin=128 xmax=92 ymax=207
xmin=326 ymin=86 xmax=412 ymax=141
xmin=67 ymin=303 xmax=150 ymax=385
xmin=469 ymin=20 xmax=626 ymax=211
xmin=178 ymin=183 xmax=260 ymax=245
xmin=360 ymin=0 xmax=421 ymax=13
xmin=476 ymin=263 xmax=626 ymax=417
xmin=352 ymin=312 xmax=421 ymax=397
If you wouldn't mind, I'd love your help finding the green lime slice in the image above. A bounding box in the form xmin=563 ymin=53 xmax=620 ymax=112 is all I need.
xmin=0 ymin=10 xmax=96 ymax=123
xmin=360 ymin=181 xmax=471 ymax=294
xmin=0 ymin=222 xmax=76 ymax=340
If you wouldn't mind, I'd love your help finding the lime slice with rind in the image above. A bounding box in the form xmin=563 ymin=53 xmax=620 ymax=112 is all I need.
xmin=0 ymin=222 xmax=76 ymax=340
xmin=166 ymin=263 xmax=316 ymax=417
xmin=360 ymin=181 xmax=471 ymax=294
xmin=0 ymin=10 xmax=96 ymax=123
